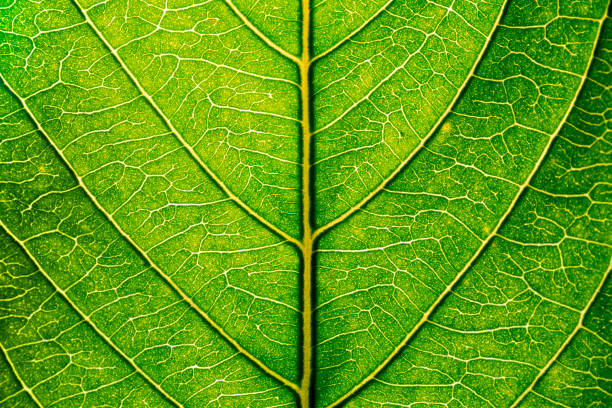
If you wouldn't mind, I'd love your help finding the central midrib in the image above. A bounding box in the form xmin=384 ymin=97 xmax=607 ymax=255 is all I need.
xmin=299 ymin=0 xmax=314 ymax=406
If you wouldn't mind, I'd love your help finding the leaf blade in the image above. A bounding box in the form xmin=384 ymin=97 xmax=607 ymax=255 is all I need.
xmin=0 ymin=1 xmax=610 ymax=407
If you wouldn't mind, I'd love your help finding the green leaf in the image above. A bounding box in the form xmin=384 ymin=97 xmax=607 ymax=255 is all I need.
xmin=0 ymin=0 xmax=609 ymax=407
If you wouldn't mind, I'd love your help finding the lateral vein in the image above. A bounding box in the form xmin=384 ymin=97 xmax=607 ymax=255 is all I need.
xmin=221 ymin=0 xmax=301 ymax=64
xmin=311 ymin=0 xmax=397 ymax=62
xmin=0 ymin=222 xmax=184 ymax=408
xmin=0 ymin=343 xmax=45 ymax=408
xmin=0 ymin=74 xmax=301 ymax=395
xmin=508 ymin=264 xmax=611 ymax=408
xmin=69 ymin=0 xmax=303 ymax=249
xmin=324 ymin=12 xmax=607 ymax=408
xmin=313 ymin=0 xmax=511 ymax=240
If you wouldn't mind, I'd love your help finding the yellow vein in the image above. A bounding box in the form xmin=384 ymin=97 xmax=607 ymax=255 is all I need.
xmin=0 ymin=74 xmax=301 ymax=394
xmin=509 ymin=264 xmax=611 ymax=408
xmin=312 ymin=0 xmax=510 ymax=240
xmin=325 ymin=14 xmax=607 ymax=407
xmin=311 ymin=0 xmax=396 ymax=63
xmin=0 ymin=343 xmax=45 ymax=408
xmin=0 ymin=222 xmax=184 ymax=408
xmin=70 ymin=0 xmax=303 ymax=249
xmin=299 ymin=0 xmax=314 ymax=406
xmin=221 ymin=0 xmax=301 ymax=64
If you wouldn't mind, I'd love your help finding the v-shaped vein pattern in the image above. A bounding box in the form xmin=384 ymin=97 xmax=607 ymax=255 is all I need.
xmin=0 ymin=0 xmax=610 ymax=407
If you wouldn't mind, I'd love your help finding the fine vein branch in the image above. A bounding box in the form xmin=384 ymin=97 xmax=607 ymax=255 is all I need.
xmin=13 ymin=0 xmax=303 ymax=395
xmin=0 ymin=221 xmax=184 ymax=408
xmin=71 ymin=0 xmax=302 ymax=250
xmin=222 ymin=0 xmax=300 ymax=64
xmin=0 ymin=72 xmax=300 ymax=396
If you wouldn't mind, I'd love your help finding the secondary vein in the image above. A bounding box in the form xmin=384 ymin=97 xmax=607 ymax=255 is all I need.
xmin=69 ymin=0 xmax=303 ymax=250
xmin=0 ymin=222 xmax=184 ymax=408
xmin=0 ymin=73 xmax=301 ymax=395
xmin=323 ymin=12 xmax=608 ymax=407
xmin=311 ymin=0 xmax=397 ymax=63
xmin=508 ymin=263 xmax=611 ymax=408
xmin=221 ymin=0 xmax=301 ymax=64
xmin=312 ymin=0 xmax=510 ymax=240
xmin=0 ymin=341 xmax=45 ymax=408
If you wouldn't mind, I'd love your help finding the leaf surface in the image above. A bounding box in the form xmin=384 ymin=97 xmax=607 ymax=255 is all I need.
xmin=0 ymin=0 xmax=610 ymax=407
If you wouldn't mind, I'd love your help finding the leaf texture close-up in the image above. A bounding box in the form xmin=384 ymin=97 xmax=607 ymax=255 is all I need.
xmin=0 ymin=0 xmax=611 ymax=407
